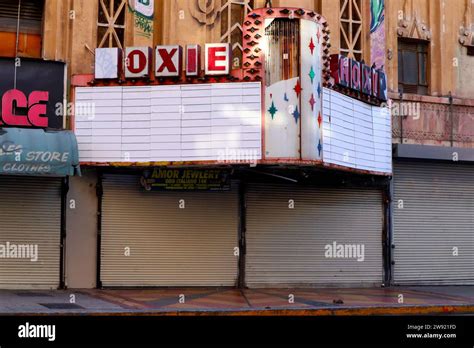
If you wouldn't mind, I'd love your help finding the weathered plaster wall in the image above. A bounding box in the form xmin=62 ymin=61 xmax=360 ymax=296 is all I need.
xmin=65 ymin=169 xmax=98 ymax=289
xmin=386 ymin=0 xmax=474 ymax=99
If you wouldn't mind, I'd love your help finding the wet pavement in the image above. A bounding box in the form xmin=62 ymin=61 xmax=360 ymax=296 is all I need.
xmin=0 ymin=286 xmax=473 ymax=315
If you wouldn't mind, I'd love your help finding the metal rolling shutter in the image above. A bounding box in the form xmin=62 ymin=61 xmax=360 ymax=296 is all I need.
xmin=393 ymin=161 xmax=474 ymax=285
xmin=0 ymin=176 xmax=61 ymax=289
xmin=245 ymin=184 xmax=384 ymax=287
xmin=101 ymin=174 xmax=239 ymax=287
xmin=0 ymin=0 xmax=44 ymax=34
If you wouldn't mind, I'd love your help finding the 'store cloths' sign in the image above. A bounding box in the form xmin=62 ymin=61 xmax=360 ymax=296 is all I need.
xmin=0 ymin=128 xmax=80 ymax=177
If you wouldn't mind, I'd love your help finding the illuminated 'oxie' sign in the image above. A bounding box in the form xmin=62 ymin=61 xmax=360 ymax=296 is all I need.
xmin=330 ymin=54 xmax=388 ymax=102
xmin=95 ymin=44 xmax=231 ymax=80
xmin=0 ymin=58 xmax=66 ymax=129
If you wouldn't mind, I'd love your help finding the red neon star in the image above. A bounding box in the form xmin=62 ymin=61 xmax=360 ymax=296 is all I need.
xmin=309 ymin=94 xmax=316 ymax=111
xmin=293 ymin=80 xmax=303 ymax=97
xmin=309 ymin=37 xmax=315 ymax=55
xmin=318 ymin=111 xmax=323 ymax=128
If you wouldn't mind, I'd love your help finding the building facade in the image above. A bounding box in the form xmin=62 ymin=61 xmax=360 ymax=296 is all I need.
xmin=386 ymin=0 xmax=474 ymax=285
xmin=0 ymin=0 xmax=472 ymax=290
xmin=0 ymin=0 xmax=80 ymax=288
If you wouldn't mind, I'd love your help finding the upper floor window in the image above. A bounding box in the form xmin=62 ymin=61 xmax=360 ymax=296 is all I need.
xmin=220 ymin=0 xmax=254 ymax=69
xmin=340 ymin=0 xmax=362 ymax=60
xmin=398 ymin=39 xmax=429 ymax=95
xmin=97 ymin=0 xmax=127 ymax=48
xmin=0 ymin=0 xmax=44 ymax=58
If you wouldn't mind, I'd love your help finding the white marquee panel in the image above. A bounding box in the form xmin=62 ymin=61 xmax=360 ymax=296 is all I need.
xmin=322 ymin=88 xmax=392 ymax=173
xmin=75 ymin=82 xmax=262 ymax=163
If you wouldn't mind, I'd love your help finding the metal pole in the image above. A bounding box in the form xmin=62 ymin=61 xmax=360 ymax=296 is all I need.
xmin=60 ymin=176 xmax=70 ymax=289
xmin=399 ymin=89 xmax=404 ymax=144
xmin=96 ymin=171 xmax=104 ymax=289
xmin=386 ymin=177 xmax=394 ymax=286
xmin=238 ymin=181 xmax=247 ymax=288
xmin=449 ymin=91 xmax=454 ymax=147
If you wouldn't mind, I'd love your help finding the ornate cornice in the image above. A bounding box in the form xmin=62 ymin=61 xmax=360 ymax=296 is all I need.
xmin=397 ymin=0 xmax=432 ymax=41
xmin=459 ymin=0 xmax=474 ymax=47
xmin=189 ymin=0 xmax=220 ymax=26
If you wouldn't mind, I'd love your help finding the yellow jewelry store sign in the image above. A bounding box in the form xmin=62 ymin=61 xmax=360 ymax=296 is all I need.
xmin=140 ymin=168 xmax=231 ymax=191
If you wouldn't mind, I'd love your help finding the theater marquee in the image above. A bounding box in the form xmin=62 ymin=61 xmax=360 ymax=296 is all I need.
xmin=95 ymin=43 xmax=232 ymax=80
xmin=74 ymin=7 xmax=392 ymax=175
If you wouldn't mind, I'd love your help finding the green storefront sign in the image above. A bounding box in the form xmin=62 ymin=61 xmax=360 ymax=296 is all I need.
xmin=0 ymin=128 xmax=80 ymax=177
xmin=141 ymin=168 xmax=231 ymax=191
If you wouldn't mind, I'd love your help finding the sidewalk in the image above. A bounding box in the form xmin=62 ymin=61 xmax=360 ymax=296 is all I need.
xmin=1 ymin=286 xmax=473 ymax=315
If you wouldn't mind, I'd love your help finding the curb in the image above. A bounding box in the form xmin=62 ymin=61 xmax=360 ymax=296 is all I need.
xmin=3 ymin=304 xmax=474 ymax=316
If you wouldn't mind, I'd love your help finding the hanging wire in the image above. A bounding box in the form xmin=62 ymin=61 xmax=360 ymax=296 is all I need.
xmin=14 ymin=0 xmax=22 ymax=89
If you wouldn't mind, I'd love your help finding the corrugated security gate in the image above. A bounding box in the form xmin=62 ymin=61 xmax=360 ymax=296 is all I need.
xmin=0 ymin=0 xmax=44 ymax=33
xmin=245 ymin=184 xmax=384 ymax=287
xmin=393 ymin=161 xmax=474 ymax=285
xmin=100 ymin=174 xmax=239 ymax=287
xmin=0 ymin=176 xmax=61 ymax=289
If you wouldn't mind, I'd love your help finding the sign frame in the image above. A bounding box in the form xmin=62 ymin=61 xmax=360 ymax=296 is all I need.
xmin=140 ymin=168 xmax=232 ymax=191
